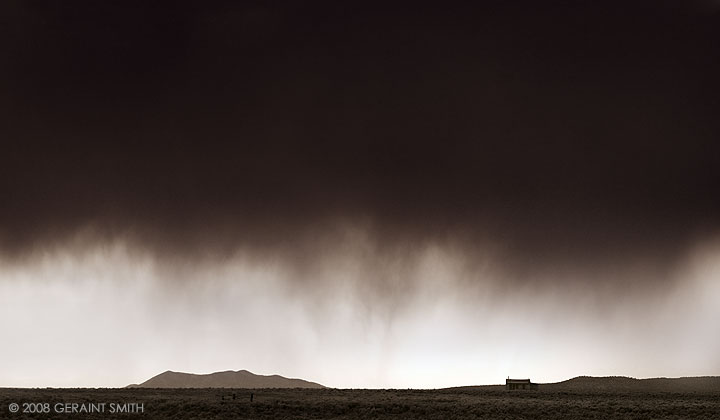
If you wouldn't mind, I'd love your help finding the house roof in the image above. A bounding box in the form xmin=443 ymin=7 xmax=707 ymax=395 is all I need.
xmin=506 ymin=379 xmax=532 ymax=384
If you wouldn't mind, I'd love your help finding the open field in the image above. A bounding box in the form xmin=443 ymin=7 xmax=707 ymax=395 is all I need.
xmin=1 ymin=387 xmax=719 ymax=419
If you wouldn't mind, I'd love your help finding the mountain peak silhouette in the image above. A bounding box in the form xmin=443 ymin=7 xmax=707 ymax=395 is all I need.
xmin=127 ymin=370 xmax=325 ymax=388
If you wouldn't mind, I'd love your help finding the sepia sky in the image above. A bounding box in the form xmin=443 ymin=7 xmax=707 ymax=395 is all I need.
xmin=1 ymin=1 xmax=719 ymax=388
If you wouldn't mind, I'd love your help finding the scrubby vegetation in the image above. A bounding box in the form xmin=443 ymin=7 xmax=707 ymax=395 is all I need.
xmin=1 ymin=387 xmax=719 ymax=419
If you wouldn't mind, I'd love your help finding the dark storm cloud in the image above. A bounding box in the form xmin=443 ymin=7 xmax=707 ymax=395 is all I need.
xmin=1 ymin=1 xmax=719 ymax=281
xmin=3 ymin=3 xmax=720 ymax=388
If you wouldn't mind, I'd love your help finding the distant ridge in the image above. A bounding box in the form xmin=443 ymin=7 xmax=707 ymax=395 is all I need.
xmin=447 ymin=376 xmax=720 ymax=392
xmin=545 ymin=376 xmax=720 ymax=392
xmin=127 ymin=370 xmax=325 ymax=389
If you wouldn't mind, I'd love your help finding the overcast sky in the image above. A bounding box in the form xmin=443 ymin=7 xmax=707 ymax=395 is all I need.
xmin=1 ymin=0 xmax=719 ymax=388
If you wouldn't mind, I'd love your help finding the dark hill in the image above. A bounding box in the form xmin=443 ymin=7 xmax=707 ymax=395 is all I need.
xmin=127 ymin=370 xmax=325 ymax=389
xmin=447 ymin=376 xmax=720 ymax=392
xmin=544 ymin=376 xmax=720 ymax=392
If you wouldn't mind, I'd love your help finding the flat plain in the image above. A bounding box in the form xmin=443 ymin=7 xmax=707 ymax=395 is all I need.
xmin=1 ymin=386 xmax=719 ymax=420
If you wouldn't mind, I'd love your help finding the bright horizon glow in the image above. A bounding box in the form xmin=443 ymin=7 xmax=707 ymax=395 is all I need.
xmin=1 ymin=231 xmax=719 ymax=389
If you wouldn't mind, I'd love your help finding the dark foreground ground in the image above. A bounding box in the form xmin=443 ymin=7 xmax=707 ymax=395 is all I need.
xmin=1 ymin=387 xmax=719 ymax=420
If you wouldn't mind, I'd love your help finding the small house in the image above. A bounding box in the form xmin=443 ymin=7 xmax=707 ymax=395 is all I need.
xmin=506 ymin=378 xmax=538 ymax=390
